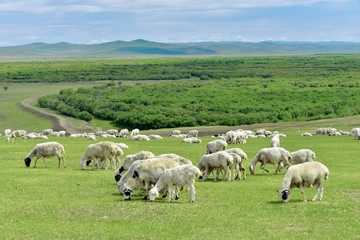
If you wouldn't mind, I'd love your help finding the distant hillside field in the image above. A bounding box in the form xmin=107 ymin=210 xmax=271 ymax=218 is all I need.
xmin=1 ymin=39 xmax=360 ymax=60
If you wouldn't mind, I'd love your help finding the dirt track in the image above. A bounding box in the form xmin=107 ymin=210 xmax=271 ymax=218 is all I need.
xmin=20 ymin=96 xmax=97 ymax=134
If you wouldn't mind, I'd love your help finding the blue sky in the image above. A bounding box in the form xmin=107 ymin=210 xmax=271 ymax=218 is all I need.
xmin=0 ymin=0 xmax=359 ymax=46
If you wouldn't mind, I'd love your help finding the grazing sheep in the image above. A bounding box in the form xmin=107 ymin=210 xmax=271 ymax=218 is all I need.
xmin=24 ymin=141 xmax=65 ymax=168
xmin=290 ymin=149 xmax=316 ymax=165
xmin=197 ymin=151 xmax=234 ymax=181
xmin=130 ymin=128 xmax=140 ymax=138
xmin=149 ymin=164 xmax=201 ymax=203
xmin=79 ymin=141 xmax=119 ymax=170
xmin=206 ymin=139 xmax=227 ymax=154
xmin=181 ymin=137 xmax=201 ymax=143
xmin=170 ymin=130 xmax=181 ymax=137
xmin=186 ymin=130 xmax=199 ymax=138
xmin=9 ymin=129 xmax=27 ymax=142
xmin=41 ymin=129 xmax=53 ymax=136
xmin=224 ymin=130 xmax=237 ymax=144
xmin=249 ymin=147 xmax=292 ymax=175
xmin=278 ymin=161 xmax=329 ymax=202
xmin=119 ymin=157 xmax=189 ymax=200
xmin=118 ymin=129 xmax=129 ymax=138
xmin=270 ymin=134 xmax=280 ymax=147
xmin=114 ymin=151 xmax=156 ymax=182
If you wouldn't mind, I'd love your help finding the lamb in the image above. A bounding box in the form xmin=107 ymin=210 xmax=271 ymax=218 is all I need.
xmin=270 ymin=134 xmax=280 ymax=147
xmin=149 ymin=164 xmax=201 ymax=203
xmin=278 ymin=161 xmax=329 ymax=202
xmin=290 ymin=149 xmax=316 ymax=165
xmin=24 ymin=141 xmax=65 ymax=168
xmin=79 ymin=141 xmax=120 ymax=170
xmin=196 ymin=151 xmax=234 ymax=181
xmin=119 ymin=157 xmax=190 ymax=200
xmin=206 ymin=139 xmax=227 ymax=154
xmin=114 ymin=151 xmax=156 ymax=182
xmin=249 ymin=147 xmax=292 ymax=175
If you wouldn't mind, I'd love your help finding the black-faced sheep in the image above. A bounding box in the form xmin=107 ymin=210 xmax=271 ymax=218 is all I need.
xmin=149 ymin=164 xmax=201 ymax=203
xmin=278 ymin=161 xmax=329 ymax=202
xmin=290 ymin=149 xmax=316 ymax=165
xmin=79 ymin=141 xmax=119 ymax=170
xmin=24 ymin=141 xmax=65 ymax=168
xmin=114 ymin=151 xmax=156 ymax=182
xmin=119 ymin=156 xmax=191 ymax=200
xmin=249 ymin=147 xmax=292 ymax=175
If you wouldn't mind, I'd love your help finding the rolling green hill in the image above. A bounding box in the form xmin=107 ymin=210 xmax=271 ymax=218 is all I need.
xmin=1 ymin=40 xmax=360 ymax=60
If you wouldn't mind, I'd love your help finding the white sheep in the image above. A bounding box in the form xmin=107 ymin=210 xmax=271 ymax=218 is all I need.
xmin=196 ymin=151 xmax=234 ymax=181
xmin=148 ymin=134 xmax=163 ymax=140
xmin=118 ymin=129 xmax=129 ymax=138
xmin=301 ymin=132 xmax=313 ymax=137
xmin=225 ymin=148 xmax=248 ymax=161
xmin=119 ymin=157 xmax=190 ymax=200
xmin=186 ymin=130 xmax=199 ymax=138
xmin=181 ymin=137 xmax=201 ymax=143
xmin=270 ymin=134 xmax=280 ymax=147
xmin=278 ymin=161 xmax=329 ymax=202
xmin=249 ymin=147 xmax=292 ymax=175
xmin=206 ymin=139 xmax=227 ymax=154
xmin=350 ymin=128 xmax=360 ymax=139
xmin=79 ymin=141 xmax=120 ymax=170
xmin=149 ymin=164 xmax=201 ymax=203
xmin=169 ymin=130 xmax=181 ymax=136
xmin=228 ymin=153 xmax=246 ymax=180
xmin=131 ymin=134 xmax=150 ymax=141
xmin=24 ymin=141 xmax=65 ymax=168
xmin=116 ymin=143 xmax=129 ymax=150
xmin=114 ymin=151 xmax=156 ymax=182
xmin=130 ymin=128 xmax=140 ymax=138
xmin=290 ymin=149 xmax=316 ymax=165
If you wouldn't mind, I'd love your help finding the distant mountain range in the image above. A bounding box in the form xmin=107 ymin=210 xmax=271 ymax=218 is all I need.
xmin=1 ymin=39 xmax=360 ymax=59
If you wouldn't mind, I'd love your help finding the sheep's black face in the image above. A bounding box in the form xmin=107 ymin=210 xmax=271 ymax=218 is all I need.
xmin=24 ymin=158 xmax=31 ymax=167
xmin=114 ymin=173 xmax=121 ymax=182
xmin=281 ymin=190 xmax=290 ymax=202
xmin=86 ymin=160 xmax=91 ymax=166
xmin=124 ymin=189 xmax=132 ymax=200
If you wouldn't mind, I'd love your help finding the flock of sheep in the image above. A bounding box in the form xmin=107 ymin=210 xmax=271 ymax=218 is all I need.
xmin=4 ymin=126 xmax=359 ymax=203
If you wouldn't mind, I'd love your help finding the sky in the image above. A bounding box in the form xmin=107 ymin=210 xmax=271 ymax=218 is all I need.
xmin=0 ymin=0 xmax=359 ymax=46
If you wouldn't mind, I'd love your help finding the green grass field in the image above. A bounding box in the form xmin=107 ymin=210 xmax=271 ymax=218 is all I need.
xmin=0 ymin=134 xmax=359 ymax=239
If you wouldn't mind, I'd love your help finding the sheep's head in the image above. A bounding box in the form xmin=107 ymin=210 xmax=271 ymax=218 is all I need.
xmin=249 ymin=164 xmax=255 ymax=175
xmin=149 ymin=188 xmax=159 ymax=201
xmin=279 ymin=189 xmax=291 ymax=202
xmin=123 ymin=188 xmax=132 ymax=200
xmin=86 ymin=160 xmax=91 ymax=166
xmin=24 ymin=157 xmax=31 ymax=167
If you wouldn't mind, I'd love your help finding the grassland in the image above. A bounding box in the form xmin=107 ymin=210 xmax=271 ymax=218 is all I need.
xmin=0 ymin=133 xmax=359 ymax=239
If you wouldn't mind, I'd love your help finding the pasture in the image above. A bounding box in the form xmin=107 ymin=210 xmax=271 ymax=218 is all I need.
xmin=0 ymin=133 xmax=359 ymax=239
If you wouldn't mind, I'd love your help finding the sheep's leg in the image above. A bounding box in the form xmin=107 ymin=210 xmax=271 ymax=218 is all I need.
xmin=62 ymin=156 xmax=66 ymax=168
xmin=300 ymin=185 xmax=307 ymax=202
xmin=143 ymin=181 xmax=149 ymax=200
xmin=174 ymin=186 xmax=180 ymax=200
xmin=42 ymin=157 xmax=47 ymax=168
xmin=189 ymin=182 xmax=196 ymax=203
xmin=168 ymin=185 xmax=173 ymax=203
xmin=223 ymin=166 xmax=230 ymax=181
xmin=234 ymin=165 xmax=240 ymax=180
xmin=260 ymin=162 xmax=269 ymax=173
xmin=312 ymin=184 xmax=323 ymax=201
xmin=33 ymin=157 xmax=39 ymax=168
